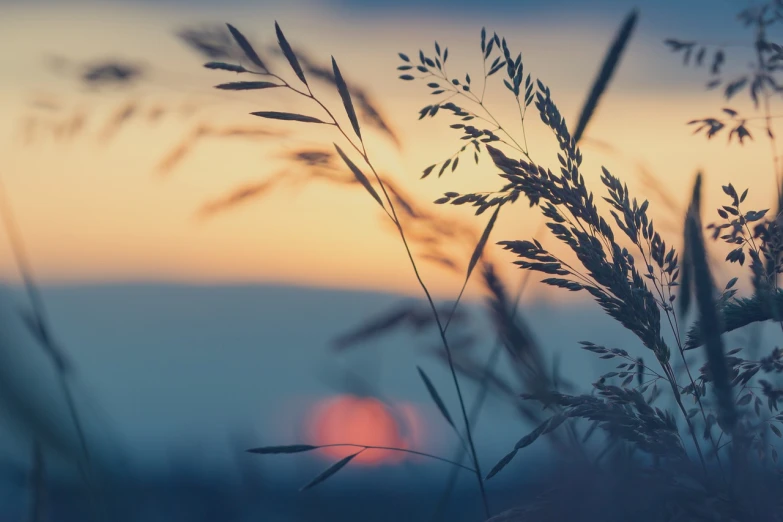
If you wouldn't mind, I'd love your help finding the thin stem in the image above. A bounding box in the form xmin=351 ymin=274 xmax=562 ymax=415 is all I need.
xmin=433 ymin=222 xmax=590 ymax=518
xmin=433 ymin=250 xmax=539 ymax=522
xmin=443 ymin=206 xmax=506 ymax=332
xmin=0 ymin=179 xmax=91 ymax=461
xmin=430 ymin=343 xmax=502 ymax=522
xmin=0 ymin=175 xmax=100 ymax=519
xmin=713 ymin=383 xmax=751 ymax=456
xmin=634 ymin=239 xmax=724 ymax=472
xmin=276 ymin=71 xmax=492 ymax=517
xmin=516 ymin=98 xmax=530 ymax=154
xmin=663 ymin=361 xmax=709 ymax=476
xmin=376 ymin=171 xmax=492 ymax=518
xmin=314 ymin=444 xmax=475 ymax=472
xmin=427 ymin=68 xmax=529 ymax=159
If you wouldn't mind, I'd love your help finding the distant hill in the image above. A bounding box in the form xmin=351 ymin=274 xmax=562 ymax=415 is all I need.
xmin=0 ymin=282 xmax=768 ymax=479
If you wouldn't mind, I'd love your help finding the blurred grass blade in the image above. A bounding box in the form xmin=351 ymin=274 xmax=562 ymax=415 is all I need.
xmin=572 ymin=9 xmax=638 ymax=144
xmin=300 ymin=451 xmax=360 ymax=491
xmin=216 ymin=81 xmax=280 ymax=90
xmin=486 ymin=449 xmax=517 ymax=480
xmin=467 ymin=205 xmax=501 ymax=284
xmin=487 ymin=415 xmax=565 ymax=480
xmin=275 ymin=22 xmax=308 ymax=86
xmin=679 ymin=238 xmax=693 ymax=319
xmin=204 ymin=62 xmax=247 ymax=73
xmin=332 ymin=305 xmax=411 ymax=351
xmin=251 ymin=111 xmax=327 ymax=124
xmin=332 ymin=57 xmax=362 ymax=140
xmin=226 ymin=24 xmax=267 ymax=71
xmin=684 ymin=173 xmax=737 ymax=432
xmin=247 ymin=444 xmax=319 ymax=454
xmin=444 ymin=205 xmax=502 ymax=330
xmin=417 ymin=366 xmax=457 ymax=432
xmin=684 ymin=290 xmax=783 ymax=349
xmin=334 ymin=144 xmax=385 ymax=209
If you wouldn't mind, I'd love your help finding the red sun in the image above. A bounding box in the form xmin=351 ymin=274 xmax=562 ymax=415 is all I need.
xmin=306 ymin=395 xmax=424 ymax=465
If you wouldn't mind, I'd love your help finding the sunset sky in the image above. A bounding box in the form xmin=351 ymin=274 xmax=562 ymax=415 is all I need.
xmin=0 ymin=0 xmax=776 ymax=299
xmin=1 ymin=0 xmax=783 ymax=501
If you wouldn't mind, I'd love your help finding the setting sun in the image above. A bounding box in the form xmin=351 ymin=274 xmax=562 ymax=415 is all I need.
xmin=306 ymin=394 xmax=424 ymax=465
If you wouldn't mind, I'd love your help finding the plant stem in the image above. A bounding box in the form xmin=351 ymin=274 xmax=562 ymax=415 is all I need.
xmin=314 ymin=444 xmax=475 ymax=471
xmin=273 ymin=71 xmax=492 ymax=518
xmin=430 ymin=343 xmax=501 ymax=521
xmin=0 ymin=175 xmax=100 ymax=519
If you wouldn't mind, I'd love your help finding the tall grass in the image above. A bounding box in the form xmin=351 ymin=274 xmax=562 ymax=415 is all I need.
xmin=199 ymin=7 xmax=650 ymax=519
xmin=16 ymin=3 xmax=783 ymax=520
xmin=198 ymin=3 xmax=783 ymax=521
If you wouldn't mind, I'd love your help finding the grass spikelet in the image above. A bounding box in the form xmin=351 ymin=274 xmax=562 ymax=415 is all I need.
xmin=226 ymin=23 xmax=267 ymax=71
xmin=333 ymin=144 xmax=384 ymax=209
xmin=299 ymin=451 xmax=361 ymax=491
xmin=275 ymin=22 xmax=308 ymax=86
xmin=331 ymin=57 xmax=361 ymax=140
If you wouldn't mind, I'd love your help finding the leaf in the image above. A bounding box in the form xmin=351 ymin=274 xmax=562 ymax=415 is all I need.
xmin=417 ymin=366 xmax=457 ymax=432
xmin=215 ymin=81 xmax=280 ymax=90
xmin=466 ymin=205 xmax=502 ymax=285
xmin=226 ymin=24 xmax=267 ymax=71
xmin=438 ymin=159 xmax=452 ymax=177
xmin=248 ymin=444 xmax=318 ymax=454
xmin=204 ymin=62 xmax=247 ymax=73
xmin=711 ymin=50 xmax=725 ymax=75
xmin=678 ymin=176 xmax=699 ymax=319
xmin=772 ymin=424 xmax=782 ymax=438
xmin=331 ymin=57 xmax=361 ymax=140
xmin=486 ymin=449 xmax=517 ymax=480
xmin=275 ymin=21 xmax=307 ymax=86
xmin=572 ymin=9 xmax=638 ymax=144
xmin=333 ymin=144 xmax=384 ymax=209
xmin=300 ymin=451 xmax=360 ymax=491
xmin=421 ymin=164 xmax=436 ymax=179
xmin=725 ymin=77 xmax=748 ymax=99
xmin=250 ymin=111 xmax=326 ymax=124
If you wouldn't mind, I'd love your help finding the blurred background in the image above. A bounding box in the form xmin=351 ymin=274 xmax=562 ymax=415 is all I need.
xmin=0 ymin=0 xmax=780 ymax=520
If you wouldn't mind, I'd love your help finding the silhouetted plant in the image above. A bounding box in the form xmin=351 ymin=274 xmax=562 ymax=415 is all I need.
xmin=199 ymin=10 xmax=635 ymax=521
xmin=201 ymin=21 xmax=511 ymax=517
xmin=410 ymin=5 xmax=783 ymax=521
xmin=195 ymin=4 xmax=783 ymax=522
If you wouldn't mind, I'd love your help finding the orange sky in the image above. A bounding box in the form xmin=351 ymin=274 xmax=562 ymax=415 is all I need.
xmin=0 ymin=1 xmax=776 ymax=300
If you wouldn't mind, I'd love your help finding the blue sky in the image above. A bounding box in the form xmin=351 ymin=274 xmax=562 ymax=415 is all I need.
xmin=1 ymin=0 xmax=746 ymax=31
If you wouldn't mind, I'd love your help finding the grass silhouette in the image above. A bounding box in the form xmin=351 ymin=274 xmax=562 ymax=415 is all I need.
xmin=8 ymin=2 xmax=783 ymax=520
xmin=195 ymin=3 xmax=783 ymax=521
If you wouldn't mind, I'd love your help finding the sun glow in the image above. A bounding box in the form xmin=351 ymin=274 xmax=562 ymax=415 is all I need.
xmin=306 ymin=394 xmax=424 ymax=465
xmin=0 ymin=2 xmax=776 ymax=301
